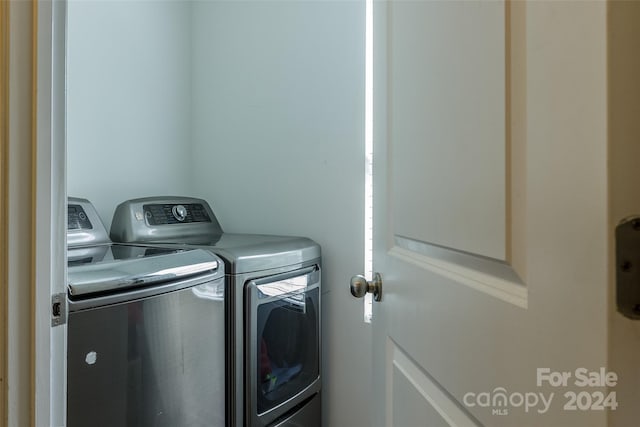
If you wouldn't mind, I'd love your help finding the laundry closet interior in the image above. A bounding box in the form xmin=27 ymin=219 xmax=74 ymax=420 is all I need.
xmin=66 ymin=1 xmax=367 ymax=426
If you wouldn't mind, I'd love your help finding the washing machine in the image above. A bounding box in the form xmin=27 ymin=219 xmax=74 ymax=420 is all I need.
xmin=66 ymin=197 xmax=226 ymax=427
xmin=110 ymin=196 xmax=322 ymax=427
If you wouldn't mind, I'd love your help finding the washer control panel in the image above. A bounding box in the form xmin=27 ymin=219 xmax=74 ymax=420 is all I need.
xmin=67 ymin=197 xmax=111 ymax=247
xmin=68 ymin=204 xmax=93 ymax=230
xmin=143 ymin=203 xmax=212 ymax=225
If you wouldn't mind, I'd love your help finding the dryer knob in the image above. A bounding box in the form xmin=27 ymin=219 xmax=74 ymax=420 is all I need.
xmin=172 ymin=205 xmax=188 ymax=222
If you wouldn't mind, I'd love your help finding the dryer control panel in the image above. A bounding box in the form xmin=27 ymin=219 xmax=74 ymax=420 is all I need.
xmin=110 ymin=196 xmax=224 ymax=243
xmin=143 ymin=203 xmax=212 ymax=225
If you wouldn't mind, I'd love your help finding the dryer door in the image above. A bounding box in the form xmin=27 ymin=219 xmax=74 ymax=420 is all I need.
xmin=245 ymin=266 xmax=321 ymax=426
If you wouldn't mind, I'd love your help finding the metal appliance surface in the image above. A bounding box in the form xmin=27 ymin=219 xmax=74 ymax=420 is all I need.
xmin=110 ymin=196 xmax=322 ymax=427
xmin=66 ymin=198 xmax=226 ymax=427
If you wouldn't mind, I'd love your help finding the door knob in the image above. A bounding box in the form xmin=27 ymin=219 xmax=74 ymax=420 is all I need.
xmin=350 ymin=273 xmax=382 ymax=302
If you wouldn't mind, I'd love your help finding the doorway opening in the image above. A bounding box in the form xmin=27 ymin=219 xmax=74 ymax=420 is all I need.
xmin=364 ymin=0 xmax=373 ymax=323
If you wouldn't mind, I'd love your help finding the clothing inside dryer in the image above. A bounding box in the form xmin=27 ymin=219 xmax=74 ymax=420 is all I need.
xmin=256 ymin=286 xmax=319 ymax=414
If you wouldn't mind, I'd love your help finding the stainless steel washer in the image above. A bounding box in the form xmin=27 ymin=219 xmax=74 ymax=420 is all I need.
xmin=67 ymin=198 xmax=226 ymax=427
xmin=110 ymin=196 xmax=322 ymax=427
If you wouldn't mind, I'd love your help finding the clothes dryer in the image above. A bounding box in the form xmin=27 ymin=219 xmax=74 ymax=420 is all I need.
xmin=110 ymin=196 xmax=322 ymax=427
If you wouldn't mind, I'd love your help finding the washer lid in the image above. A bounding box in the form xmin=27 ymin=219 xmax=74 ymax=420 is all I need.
xmin=67 ymin=247 xmax=221 ymax=297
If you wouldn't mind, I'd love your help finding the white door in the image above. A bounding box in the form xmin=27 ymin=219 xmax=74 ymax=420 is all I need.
xmin=367 ymin=1 xmax=637 ymax=426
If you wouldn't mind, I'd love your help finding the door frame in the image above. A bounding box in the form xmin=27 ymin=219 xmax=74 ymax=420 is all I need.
xmin=1 ymin=0 xmax=9 ymax=423
xmin=33 ymin=0 xmax=68 ymax=426
xmin=3 ymin=0 xmax=67 ymax=426
xmin=3 ymin=1 xmax=37 ymax=426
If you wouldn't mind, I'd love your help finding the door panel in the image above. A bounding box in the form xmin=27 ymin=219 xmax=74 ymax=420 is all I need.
xmin=388 ymin=341 xmax=479 ymax=427
xmin=390 ymin=0 xmax=506 ymax=261
xmin=373 ymin=1 xmax=612 ymax=426
xmin=387 ymin=0 xmax=517 ymax=310
xmin=391 ymin=367 xmax=449 ymax=427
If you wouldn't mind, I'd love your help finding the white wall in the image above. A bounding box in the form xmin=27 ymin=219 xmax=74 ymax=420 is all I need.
xmin=190 ymin=2 xmax=371 ymax=426
xmin=67 ymin=0 xmax=194 ymax=227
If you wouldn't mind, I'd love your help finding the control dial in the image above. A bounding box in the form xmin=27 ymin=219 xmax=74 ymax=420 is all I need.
xmin=172 ymin=204 xmax=188 ymax=222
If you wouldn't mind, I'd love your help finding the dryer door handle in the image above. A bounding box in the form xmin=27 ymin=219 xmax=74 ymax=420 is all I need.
xmin=252 ymin=266 xmax=319 ymax=298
